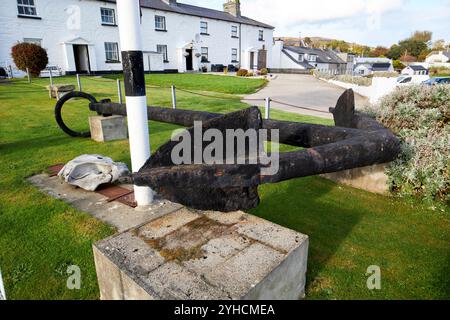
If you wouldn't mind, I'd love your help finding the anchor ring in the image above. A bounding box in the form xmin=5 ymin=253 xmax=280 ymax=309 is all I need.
xmin=54 ymin=91 xmax=98 ymax=138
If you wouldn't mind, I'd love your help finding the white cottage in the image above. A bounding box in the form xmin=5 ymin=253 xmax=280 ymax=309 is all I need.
xmin=0 ymin=0 xmax=274 ymax=76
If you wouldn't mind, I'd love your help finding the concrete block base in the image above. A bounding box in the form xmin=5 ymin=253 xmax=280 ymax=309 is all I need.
xmin=321 ymin=163 xmax=389 ymax=194
xmin=89 ymin=115 xmax=128 ymax=142
xmin=93 ymin=208 xmax=309 ymax=300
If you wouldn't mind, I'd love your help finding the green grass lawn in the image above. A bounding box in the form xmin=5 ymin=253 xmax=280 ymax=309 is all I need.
xmin=103 ymin=73 xmax=268 ymax=94
xmin=0 ymin=75 xmax=448 ymax=300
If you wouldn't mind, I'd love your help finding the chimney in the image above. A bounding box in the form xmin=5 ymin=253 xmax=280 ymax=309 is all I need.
xmin=224 ymin=0 xmax=241 ymax=17
xmin=162 ymin=0 xmax=177 ymax=6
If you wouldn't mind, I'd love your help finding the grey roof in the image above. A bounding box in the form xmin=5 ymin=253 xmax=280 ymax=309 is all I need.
xmin=409 ymin=65 xmax=428 ymax=71
xmin=371 ymin=63 xmax=391 ymax=71
xmin=104 ymin=0 xmax=274 ymax=29
xmin=284 ymin=46 xmax=346 ymax=65
xmin=281 ymin=49 xmax=314 ymax=69
xmin=427 ymin=51 xmax=450 ymax=59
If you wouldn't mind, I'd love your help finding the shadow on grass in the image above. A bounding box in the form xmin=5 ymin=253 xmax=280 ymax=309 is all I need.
xmin=249 ymin=176 xmax=364 ymax=294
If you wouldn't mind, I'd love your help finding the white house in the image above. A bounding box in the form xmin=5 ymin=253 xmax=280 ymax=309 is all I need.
xmin=401 ymin=65 xmax=429 ymax=76
xmin=425 ymin=50 xmax=450 ymax=64
xmin=0 ymin=0 xmax=274 ymax=76
xmin=353 ymin=57 xmax=394 ymax=76
xmin=271 ymin=40 xmax=347 ymax=74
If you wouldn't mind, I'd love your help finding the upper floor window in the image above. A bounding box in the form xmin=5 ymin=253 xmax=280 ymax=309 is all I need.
xmin=17 ymin=0 xmax=37 ymax=16
xmin=308 ymin=54 xmax=317 ymax=62
xmin=231 ymin=26 xmax=238 ymax=38
xmin=231 ymin=48 xmax=238 ymax=62
xmin=155 ymin=15 xmax=166 ymax=31
xmin=104 ymin=42 xmax=120 ymax=62
xmin=201 ymin=47 xmax=209 ymax=62
xmin=157 ymin=45 xmax=169 ymax=62
xmin=298 ymin=54 xmax=304 ymax=62
xmin=200 ymin=21 xmax=208 ymax=35
xmin=258 ymin=30 xmax=264 ymax=41
xmin=101 ymin=8 xmax=116 ymax=25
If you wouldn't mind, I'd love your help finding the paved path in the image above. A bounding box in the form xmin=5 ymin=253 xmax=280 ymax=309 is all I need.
xmin=243 ymin=74 xmax=369 ymax=119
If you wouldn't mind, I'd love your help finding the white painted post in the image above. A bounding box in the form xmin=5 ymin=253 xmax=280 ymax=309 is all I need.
xmin=9 ymin=65 xmax=13 ymax=79
xmin=49 ymin=68 xmax=54 ymax=87
xmin=265 ymin=97 xmax=271 ymax=120
xmin=117 ymin=79 xmax=123 ymax=104
xmin=117 ymin=0 xmax=153 ymax=206
xmin=0 ymin=268 xmax=5 ymax=300
xmin=76 ymin=74 xmax=82 ymax=91
xmin=171 ymin=85 xmax=177 ymax=109
xmin=26 ymin=68 xmax=31 ymax=83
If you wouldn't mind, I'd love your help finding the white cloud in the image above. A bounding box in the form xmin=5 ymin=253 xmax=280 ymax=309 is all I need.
xmin=181 ymin=0 xmax=450 ymax=46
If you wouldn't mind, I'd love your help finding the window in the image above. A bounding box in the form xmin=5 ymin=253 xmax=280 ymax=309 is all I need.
xmin=200 ymin=21 xmax=208 ymax=35
xmin=155 ymin=15 xmax=166 ymax=31
xmin=157 ymin=45 xmax=168 ymax=62
xmin=231 ymin=48 xmax=238 ymax=62
xmin=258 ymin=30 xmax=264 ymax=41
xmin=104 ymin=42 xmax=119 ymax=62
xmin=231 ymin=26 xmax=238 ymax=38
xmin=101 ymin=8 xmax=115 ymax=25
xmin=201 ymin=47 xmax=209 ymax=62
xmin=307 ymin=54 xmax=317 ymax=62
xmin=23 ymin=38 xmax=42 ymax=46
xmin=298 ymin=54 xmax=304 ymax=62
xmin=17 ymin=0 xmax=37 ymax=16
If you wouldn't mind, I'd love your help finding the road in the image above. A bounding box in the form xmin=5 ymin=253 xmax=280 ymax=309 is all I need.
xmin=243 ymin=74 xmax=369 ymax=119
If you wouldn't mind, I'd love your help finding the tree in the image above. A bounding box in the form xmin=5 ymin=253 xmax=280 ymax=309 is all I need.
xmin=369 ymin=46 xmax=389 ymax=57
xmin=387 ymin=44 xmax=403 ymax=60
xmin=393 ymin=60 xmax=406 ymax=71
xmin=410 ymin=30 xmax=432 ymax=45
xmin=432 ymin=39 xmax=446 ymax=51
xmin=398 ymin=39 xmax=428 ymax=58
xmin=11 ymin=42 xmax=48 ymax=76
xmin=327 ymin=40 xmax=349 ymax=53
xmin=418 ymin=49 xmax=432 ymax=62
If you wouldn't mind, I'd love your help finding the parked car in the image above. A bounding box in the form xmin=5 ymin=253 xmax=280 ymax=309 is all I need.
xmin=423 ymin=77 xmax=450 ymax=85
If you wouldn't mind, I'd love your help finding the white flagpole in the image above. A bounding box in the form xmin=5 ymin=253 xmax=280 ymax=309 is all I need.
xmin=116 ymin=0 xmax=153 ymax=206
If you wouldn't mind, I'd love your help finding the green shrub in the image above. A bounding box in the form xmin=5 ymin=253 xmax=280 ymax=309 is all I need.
xmin=11 ymin=42 xmax=48 ymax=77
xmin=260 ymin=68 xmax=268 ymax=75
xmin=369 ymin=85 xmax=450 ymax=203
xmin=236 ymin=69 xmax=248 ymax=77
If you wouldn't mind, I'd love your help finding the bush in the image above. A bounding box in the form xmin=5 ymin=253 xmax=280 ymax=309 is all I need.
xmin=11 ymin=42 xmax=48 ymax=76
xmin=236 ymin=69 xmax=248 ymax=77
xmin=247 ymin=71 xmax=254 ymax=77
xmin=368 ymin=85 xmax=450 ymax=203
xmin=260 ymin=68 xmax=268 ymax=75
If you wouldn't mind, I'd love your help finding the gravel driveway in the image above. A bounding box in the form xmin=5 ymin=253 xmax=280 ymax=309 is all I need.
xmin=243 ymin=74 xmax=369 ymax=119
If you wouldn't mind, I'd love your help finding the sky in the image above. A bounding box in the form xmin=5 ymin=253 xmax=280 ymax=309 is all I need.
xmin=181 ymin=0 xmax=450 ymax=47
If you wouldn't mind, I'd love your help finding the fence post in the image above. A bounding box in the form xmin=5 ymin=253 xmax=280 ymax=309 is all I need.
xmin=76 ymin=74 xmax=82 ymax=91
xmin=26 ymin=68 xmax=31 ymax=83
xmin=117 ymin=79 xmax=123 ymax=104
xmin=49 ymin=69 xmax=54 ymax=87
xmin=171 ymin=85 xmax=177 ymax=109
xmin=265 ymin=97 xmax=271 ymax=120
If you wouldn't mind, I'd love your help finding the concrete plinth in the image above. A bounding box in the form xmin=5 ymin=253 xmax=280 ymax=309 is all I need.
xmin=94 ymin=209 xmax=309 ymax=300
xmin=89 ymin=115 xmax=128 ymax=142
xmin=46 ymin=84 xmax=75 ymax=99
xmin=321 ymin=163 xmax=389 ymax=194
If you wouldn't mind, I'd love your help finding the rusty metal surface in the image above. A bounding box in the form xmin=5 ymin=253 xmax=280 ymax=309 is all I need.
xmin=47 ymin=164 xmax=65 ymax=177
